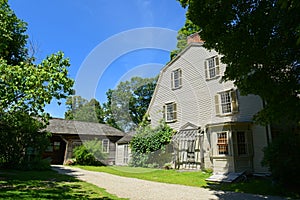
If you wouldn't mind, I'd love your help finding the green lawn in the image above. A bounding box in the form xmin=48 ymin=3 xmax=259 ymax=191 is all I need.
xmin=77 ymin=165 xmax=212 ymax=187
xmin=0 ymin=169 xmax=127 ymax=200
xmin=76 ymin=165 xmax=299 ymax=199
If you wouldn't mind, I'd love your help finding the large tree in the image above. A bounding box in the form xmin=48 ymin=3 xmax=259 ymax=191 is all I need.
xmin=178 ymin=0 xmax=300 ymax=125
xmin=170 ymin=19 xmax=200 ymax=59
xmin=0 ymin=0 xmax=74 ymax=168
xmin=65 ymin=96 xmax=105 ymax=123
xmin=103 ymin=76 xmax=157 ymax=132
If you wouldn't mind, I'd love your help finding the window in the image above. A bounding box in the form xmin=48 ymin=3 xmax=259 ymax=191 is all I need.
xmin=220 ymin=92 xmax=232 ymax=114
xmin=171 ymin=69 xmax=182 ymax=89
xmin=237 ymin=132 xmax=247 ymax=155
xmin=205 ymin=56 xmax=220 ymax=80
xmin=124 ymin=144 xmax=129 ymax=164
xmin=53 ymin=142 xmax=60 ymax=151
xmin=164 ymin=102 xmax=177 ymax=122
xmin=215 ymin=90 xmax=238 ymax=116
xmin=217 ymin=132 xmax=228 ymax=155
xmin=102 ymin=139 xmax=109 ymax=153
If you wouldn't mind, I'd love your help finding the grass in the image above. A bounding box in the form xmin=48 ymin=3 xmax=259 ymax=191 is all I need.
xmin=0 ymin=169 xmax=127 ymax=200
xmin=77 ymin=165 xmax=211 ymax=187
xmin=76 ymin=165 xmax=300 ymax=199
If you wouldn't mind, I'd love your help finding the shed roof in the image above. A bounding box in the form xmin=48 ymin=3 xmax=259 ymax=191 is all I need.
xmin=117 ymin=132 xmax=135 ymax=144
xmin=46 ymin=118 xmax=125 ymax=137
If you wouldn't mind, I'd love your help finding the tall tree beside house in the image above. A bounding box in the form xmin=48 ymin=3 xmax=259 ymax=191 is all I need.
xmin=103 ymin=76 xmax=157 ymax=132
xmin=65 ymin=96 xmax=105 ymax=123
xmin=0 ymin=0 xmax=74 ymax=169
xmin=177 ymin=0 xmax=300 ymax=186
xmin=170 ymin=19 xmax=200 ymax=60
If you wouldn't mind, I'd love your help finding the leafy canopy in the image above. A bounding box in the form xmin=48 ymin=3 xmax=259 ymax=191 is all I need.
xmin=65 ymin=96 xmax=105 ymax=123
xmin=103 ymin=76 xmax=157 ymax=131
xmin=0 ymin=0 xmax=74 ymax=169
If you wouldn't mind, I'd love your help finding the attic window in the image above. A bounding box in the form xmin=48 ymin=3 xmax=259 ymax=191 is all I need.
xmin=205 ymin=56 xmax=220 ymax=80
xmin=171 ymin=69 xmax=182 ymax=89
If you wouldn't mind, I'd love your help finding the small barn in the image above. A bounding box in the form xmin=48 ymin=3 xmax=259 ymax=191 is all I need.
xmin=43 ymin=118 xmax=125 ymax=165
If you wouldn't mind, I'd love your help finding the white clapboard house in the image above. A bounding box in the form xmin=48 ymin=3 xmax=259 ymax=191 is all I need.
xmin=147 ymin=33 xmax=271 ymax=175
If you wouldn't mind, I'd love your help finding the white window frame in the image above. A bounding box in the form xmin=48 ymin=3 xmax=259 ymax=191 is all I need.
xmin=215 ymin=89 xmax=238 ymax=116
xmin=205 ymin=56 xmax=220 ymax=80
xmin=102 ymin=139 xmax=109 ymax=153
xmin=164 ymin=102 xmax=177 ymax=122
xmin=171 ymin=68 xmax=182 ymax=89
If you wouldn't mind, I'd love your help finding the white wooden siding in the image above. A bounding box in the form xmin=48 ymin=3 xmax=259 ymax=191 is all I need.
xmin=147 ymin=43 xmax=269 ymax=173
xmin=148 ymin=44 xmax=264 ymax=130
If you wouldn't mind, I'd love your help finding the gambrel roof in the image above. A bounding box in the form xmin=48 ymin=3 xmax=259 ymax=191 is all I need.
xmin=146 ymin=42 xmax=204 ymax=116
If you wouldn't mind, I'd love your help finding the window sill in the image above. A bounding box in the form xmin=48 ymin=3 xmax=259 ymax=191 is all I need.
xmin=216 ymin=112 xmax=238 ymax=117
xmin=206 ymin=75 xmax=220 ymax=81
xmin=172 ymin=86 xmax=182 ymax=90
xmin=211 ymin=155 xmax=232 ymax=159
xmin=165 ymin=119 xmax=177 ymax=123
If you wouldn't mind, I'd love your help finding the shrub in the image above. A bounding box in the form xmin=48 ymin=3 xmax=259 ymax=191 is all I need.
xmin=129 ymin=120 xmax=174 ymax=168
xmin=73 ymin=139 xmax=107 ymax=166
xmin=262 ymin=130 xmax=300 ymax=188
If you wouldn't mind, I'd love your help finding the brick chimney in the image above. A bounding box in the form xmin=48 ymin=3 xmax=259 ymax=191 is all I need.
xmin=187 ymin=32 xmax=204 ymax=44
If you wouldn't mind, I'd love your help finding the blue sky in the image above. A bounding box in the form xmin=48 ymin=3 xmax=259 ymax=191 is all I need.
xmin=9 ymin=0 xmax=186 ymax=118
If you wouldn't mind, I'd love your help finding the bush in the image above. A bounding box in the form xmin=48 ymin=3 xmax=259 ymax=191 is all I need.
xmin=73 ymin=139 xmax=107 ymax=166
xmin=129 ymin=120 xmax=174 ymax=168
xmin=0 ymin=112 xmax=51 ymax=169
xmin=262 ymin=131 xmax=300 ymax=188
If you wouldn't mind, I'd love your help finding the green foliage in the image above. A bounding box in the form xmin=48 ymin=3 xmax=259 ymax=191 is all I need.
xmin=178 ymin=0 xmax=300 ymax=187
xmin=178 ymin=0 xmax=300 ymax=125
xmin=262 ymin=130 xmax=300 ymax=187
xmin=73 ymin=139 xmax=107 ymax=166
xmin=170 ymin=19 xmax=200 ymax=59
xmin=0 ymin=0 xmax=28 ymax=65
xmin=129 ymin=121 xmax=174 ymax=167
xmin=0 ymin=52 xmax=74 ymax=117
xmin=65 ymin=96 xmax=105 ymax=123
xmin=0 ymin=112 xmax=50 ymax=169
xmin=0 ymin=1 xmax=74 ymax=170
xmin=103 ymin=76 xmax=157 ymax=131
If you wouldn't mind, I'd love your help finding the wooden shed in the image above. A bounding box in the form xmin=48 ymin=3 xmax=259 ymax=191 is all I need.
xmin=43 ymin=118 xmax=125 ymax=165
xmin=115 ymin=133 xmax=134 ymax=166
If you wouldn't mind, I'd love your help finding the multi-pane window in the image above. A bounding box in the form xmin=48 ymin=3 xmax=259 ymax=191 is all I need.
xmin=215 ymin=90 xmax=238 ymax=116
xmin=171 ymin=69 xmax=182 ymax=89
xmin=217 ymin=132 xmax=228 ymax=155
xmin=164 ymin=102 xmax=177 ymax=122
xmin=102 ymin=139 xmax=109 ymax=153
xmin=205 ymin=56 xmax=220 ymax=80
xmin=220 ymin=92 xmax=232 ymax=114
xmin=237 ymin=132 xmax=247 ymax=155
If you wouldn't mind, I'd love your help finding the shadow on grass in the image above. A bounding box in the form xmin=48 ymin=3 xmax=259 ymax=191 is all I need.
xmin=204 ymin=176 xmax=299 ymax=200
xmin=0 ymin=167 xmax=121 ymax=200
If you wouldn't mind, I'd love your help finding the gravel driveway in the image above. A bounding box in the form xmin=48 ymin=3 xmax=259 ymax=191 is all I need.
xmin=52 ymin=165 xmax=287 ymax=200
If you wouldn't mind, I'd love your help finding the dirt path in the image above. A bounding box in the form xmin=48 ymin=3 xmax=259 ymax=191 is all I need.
xmin=52 ymin=165 xmax=287 ymax=200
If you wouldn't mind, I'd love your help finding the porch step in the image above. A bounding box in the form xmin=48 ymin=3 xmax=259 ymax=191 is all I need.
xmin=206 ymin=171 xmax=246 ymax=183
